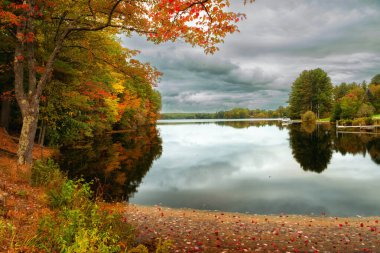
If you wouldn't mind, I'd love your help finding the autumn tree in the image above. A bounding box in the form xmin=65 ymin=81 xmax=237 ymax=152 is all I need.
xmin=288 ymin=68 xmax=333 ymax=119
xmin=331 ymin=82 xmax=373 ymax=120
xmin=1 ymin=0 xmax=253 ymax=164
xmin=38 ymin=29 xmax=162 ymax=145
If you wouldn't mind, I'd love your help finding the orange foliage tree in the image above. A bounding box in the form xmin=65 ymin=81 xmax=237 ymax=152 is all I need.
xmin=0 ymin=0 xmax=253 ymax=164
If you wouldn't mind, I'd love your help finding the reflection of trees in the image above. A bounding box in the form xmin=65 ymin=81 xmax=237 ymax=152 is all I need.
xmin=215 ymin=120 xmax=283 ymax=129
xmin=333 ymin=131 xmax=380 ymax=164
xmin=289 ymin=124 xmax=333 ymax=173
xmin=333 ymin=133 xmax=367 ymax=156
xmin=59 ymin=125 xmax=162 ymax=201
xmin=367 ymin=139 xmax=380 ymax=164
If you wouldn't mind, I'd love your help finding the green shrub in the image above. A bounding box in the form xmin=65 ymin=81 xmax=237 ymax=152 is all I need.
xmin=301 ymin=111 xmax=317 ymax=123
xmin=31 ymin=172 xmax=171 ymax=252
xmin=33 ymin=180 xmax=136 ymax=252
xmin=338 ymin=119 xmax=352 ymax=126
xmin=341 ymin=117 xmax=374 ymax=126
xmin=31 ymin=159 xmax=64 ymax=187
xmin=352 ymin=118 xmax=366 ymax=126
xmin=356 ymin=103 xmax=375 ymax=118
xmin=365 ymin=117 xmax=374 ymax=125
xmin=47 ymin=179 xmax=92 ymax=210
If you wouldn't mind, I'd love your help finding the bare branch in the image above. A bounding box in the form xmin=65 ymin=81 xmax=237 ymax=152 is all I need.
xmin=88 ymin=0 xmax=97 ymax=20
xmin=53 ymin=11 xmax=69 ymax=42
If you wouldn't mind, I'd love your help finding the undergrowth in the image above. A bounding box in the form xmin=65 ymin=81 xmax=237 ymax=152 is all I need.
xmin=27 ymin=159 xmax=172 ymax=252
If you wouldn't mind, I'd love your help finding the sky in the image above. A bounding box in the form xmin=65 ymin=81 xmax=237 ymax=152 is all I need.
xmin=122 ymin=0 xmax=380 ymax=113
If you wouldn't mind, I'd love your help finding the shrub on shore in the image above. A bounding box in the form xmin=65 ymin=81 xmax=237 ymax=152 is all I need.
xmin=31 ymin=159 xmax=64 ymax=187
xmin=301 ymin=111 xmax=317 ymax=123
xmin=28 ymin=159 xmax=171 ymax=252
xmin=338 ymin=117 xmax=377 ymax=126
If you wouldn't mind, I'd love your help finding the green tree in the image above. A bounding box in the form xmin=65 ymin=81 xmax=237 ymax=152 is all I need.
xmin=371 ymin=74 xmax=380 ymax=85
xmin=288 ymin=68 xmax=333 ymax=119
xmin=339 ymin=87 xmax=366 ymax=119
xmin=356 ymin=103 xmax=375 ymax=118
xmin=368 ymin=84 xmax=380 ymax=112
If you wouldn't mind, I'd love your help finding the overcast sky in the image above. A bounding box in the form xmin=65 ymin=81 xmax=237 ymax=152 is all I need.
xmin=122 ymin=0 xmax=380 ymax=113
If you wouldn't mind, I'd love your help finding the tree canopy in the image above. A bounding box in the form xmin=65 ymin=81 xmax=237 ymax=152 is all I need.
xmin=0 ymin=0 xmax=254 ymax=164
xmin=288 ymin=68 xmax=333 ymax=119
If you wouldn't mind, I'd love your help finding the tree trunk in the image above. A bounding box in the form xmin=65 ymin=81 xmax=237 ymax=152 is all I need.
xmin=17 ymin=111 xmax=39 ymax=164
xmin=0 ymin=99 xmax=11 ymax=130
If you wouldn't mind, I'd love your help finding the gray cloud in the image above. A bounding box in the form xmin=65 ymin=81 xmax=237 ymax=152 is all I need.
xmin=122 ymin=0 xmax=380 ymax=112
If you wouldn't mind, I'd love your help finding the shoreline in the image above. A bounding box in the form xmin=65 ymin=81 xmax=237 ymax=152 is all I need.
xmin=127 ymin=203 xmax=380 ymax=219
xmin=106 ymin=203 xmax=380 ymax=252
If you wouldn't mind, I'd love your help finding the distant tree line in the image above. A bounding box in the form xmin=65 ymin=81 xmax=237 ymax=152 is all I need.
xmin=160 ymin=106 xmax=289 ymax=120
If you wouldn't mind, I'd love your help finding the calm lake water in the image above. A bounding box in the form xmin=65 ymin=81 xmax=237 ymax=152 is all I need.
xmin=59 ymin=120 xmax=380 ymax=217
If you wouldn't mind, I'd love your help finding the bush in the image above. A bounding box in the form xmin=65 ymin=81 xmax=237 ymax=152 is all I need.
xmin=30 ymin=161 xmax=172 ymax=252
xmin=365 ymin=117 xmax=374 ymax=125
xmin=47 ymin=179 xmax=94 ymax=210
xmin=31 ymin=159 xmax=64 ymax=187
xmin=356 ymin=103 xmax=375 ymax=118
xmin=33 ymin=179 xmax=171 ymax=252
xmin=33 ymin=180 xmax=136 ymax=252
xmin=352 ymin=118 xmax=366 ymax=126
xmin=301 ymin=111 xmax=317 ymax=123
xmin=342 ymin=117 xmax=374 ymax=126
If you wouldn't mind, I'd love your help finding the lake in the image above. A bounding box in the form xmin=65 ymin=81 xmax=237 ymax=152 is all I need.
xmin=59 ymin=120 xmax=380 ymax=217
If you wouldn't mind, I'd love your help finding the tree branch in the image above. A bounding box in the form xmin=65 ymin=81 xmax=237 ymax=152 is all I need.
xmin=63 ymin=45 xmax=131 ymax=77
xmin=67 ymin=0 xmax=123 ymax=33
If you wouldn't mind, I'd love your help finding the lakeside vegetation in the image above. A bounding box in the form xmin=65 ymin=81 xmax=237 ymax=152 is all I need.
xmin=289 ymin=69 xmax=380 ymax=124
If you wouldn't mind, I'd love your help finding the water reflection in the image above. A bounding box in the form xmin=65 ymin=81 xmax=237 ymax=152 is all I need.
xmin=59 ymin=120 xmax=380 ymax=216
xmin=59 ymin=125 xmax=162 ymax=201
xmin=333 ymin=132 xmax=380 ymax=165
xmin=215 ymin=120 xmax=284 ymax=129
xmin=289 ymin=124 xmax=333 ymax=173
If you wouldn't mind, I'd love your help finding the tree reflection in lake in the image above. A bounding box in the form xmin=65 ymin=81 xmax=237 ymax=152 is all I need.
xmin=367 ymin=139 xmax=380 ymax=164
xmin=289 ymin=123 xmax=333 ymax=173
xmin=289 ymin=123 xmax=380 ymax=171
xmin=215 ymin=120 xmax=285 ymax=130
xmin=59 ymin=125 xmax=162 ymax=201
xmin=58 ymin=120 xmax=380 ymax=211
xmin=333 ymin=131 xmax=380 ymax=165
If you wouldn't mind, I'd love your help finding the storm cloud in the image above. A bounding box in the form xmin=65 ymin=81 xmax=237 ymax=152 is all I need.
xmin=122 ymin=0 xmax=380 ymax=112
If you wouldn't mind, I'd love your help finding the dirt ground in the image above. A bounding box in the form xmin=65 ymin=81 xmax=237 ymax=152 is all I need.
xmin=0 ymin=128 xmax=53 ymax=252
xmin=102 ymin=203 xmax=380 ymax=253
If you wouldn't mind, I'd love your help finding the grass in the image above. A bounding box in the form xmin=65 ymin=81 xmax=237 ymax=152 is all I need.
xmin=372 ymin=114 xmax=380 ymax=120
xmin=317 ymin=117 xmax=330 ymax=122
